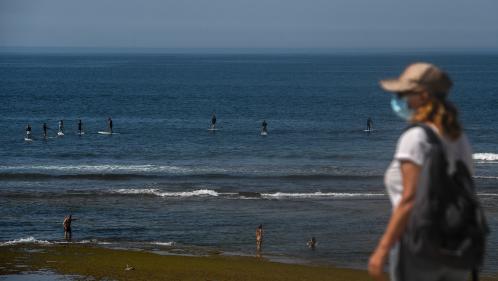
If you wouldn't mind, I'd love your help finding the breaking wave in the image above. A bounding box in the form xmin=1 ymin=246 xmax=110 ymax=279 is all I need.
xmin=260 ymin=192 xmax=385 ymax=199
xmin=474 ymin=175 xmax=498 ymax=180
xmin=113 ymin=188 xmax=222 ymax=197
xmin=150 ymin=241 xmax=175 ymax=246
xmin=111 ymin=189 xmax=385 ymax=199
xmin=0 ymin=236 xmax=51 ymax=246
xmin=0 ymin=164 xmax=382 ymax=181
xmin=0 ymin=164 xmax=189 ymax=173
xmin=477 ymin=193 xmax=498 ymax=197
xmin=473 ymin=153 xmax=498 ymax=162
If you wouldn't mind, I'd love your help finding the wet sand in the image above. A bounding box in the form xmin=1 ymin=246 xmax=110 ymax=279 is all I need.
xmin=1 ymin=244 xmax=497 ymax=281
xmin=0 ymin=244 xmax=372 ymax=281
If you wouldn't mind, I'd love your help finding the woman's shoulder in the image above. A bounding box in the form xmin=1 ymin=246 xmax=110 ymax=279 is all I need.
xmin=394 ymin=126 xmax=431 ymax=165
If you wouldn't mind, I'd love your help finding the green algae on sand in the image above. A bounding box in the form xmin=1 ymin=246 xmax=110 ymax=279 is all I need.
xmin=2 ymin=244 xmax=497 ymax=281
xmin=1 ymin=244 xmax=370 ymax=281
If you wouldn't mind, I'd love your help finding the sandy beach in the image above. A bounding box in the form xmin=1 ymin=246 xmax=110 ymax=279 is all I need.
xmin=2 ymin=244 xmax=498 ymax=281
xmin=0 ymin=244 xmax=373 ymax=281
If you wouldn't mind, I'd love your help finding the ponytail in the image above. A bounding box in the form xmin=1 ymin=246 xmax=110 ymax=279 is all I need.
xmin=412 ymin=96 xmax=462 ymax=140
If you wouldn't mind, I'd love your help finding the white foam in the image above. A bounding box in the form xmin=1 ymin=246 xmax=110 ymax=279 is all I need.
xmin=474 ymin=176 xmax=498 ymax=179
xmin=114 ymin=188 xmax=220 ymax=197
xmin=76 ymin=239 xmax=98 ymax=244
xmin=473 ymin=153 xmax=498 ymax=162
xmin=150 ymin=241 xmax=175 ymax=246
xmin=114 ymin=188 xmax=159 ymax=195
xmin=0 ymin=164 xmax=191 ymax=174
xmin=261 ymin=192 xmax=385 ymax=199
xmin=53 ymin=239 xmax=112 ymax=245
xmin=478 ymin=193 xmax=498 ymax=197
xmin=112 ymin=189 xmax=385 ymax=199
xmin=0 ymin=236 xmax=51 ymax=246
xmin=165 ymin=189 xmax=219 ymax=197
xmin=0 ymin=164 xmax=381 ymax=180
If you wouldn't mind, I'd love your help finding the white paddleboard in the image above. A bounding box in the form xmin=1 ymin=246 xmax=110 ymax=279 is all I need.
xmin=363 ymin=129 xmax=375 ymax=132
xmin=57 ymin=131 xmax=64 ymax=136
xmin=261 ymin=131 xmax=268 ymax=136
xmin=98 ymin=131 xmax=119 ymax=135
xmin=207 ymin=128 xmax=219 ymax=131
xmin=24 ymin=138 xmax=33 ymax=142
xmin=77 ymin=132 xmax=85 ymax=135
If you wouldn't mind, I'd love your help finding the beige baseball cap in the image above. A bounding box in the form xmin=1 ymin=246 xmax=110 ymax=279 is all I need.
xmin=380 ymin=63 xmax=452 ymax=96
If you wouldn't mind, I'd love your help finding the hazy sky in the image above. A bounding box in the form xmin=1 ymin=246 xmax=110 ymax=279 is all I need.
xmin=1 ymin=0 xmax=497 ymax=50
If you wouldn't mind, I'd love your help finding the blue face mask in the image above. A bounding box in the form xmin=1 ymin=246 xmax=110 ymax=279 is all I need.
xmin=390 ymin=96 xmax=414 ymax=121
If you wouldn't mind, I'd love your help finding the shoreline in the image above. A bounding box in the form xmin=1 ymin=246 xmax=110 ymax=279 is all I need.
xmin=2 ymin=244 xmax=497 ymax=281
xmin=1 ymin=243 xmax=372 ymax=281
xmin=0 ymin=237 xmax=333 ymax=267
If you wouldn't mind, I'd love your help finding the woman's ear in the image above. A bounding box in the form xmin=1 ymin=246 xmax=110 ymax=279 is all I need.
xmin=420 ymin=91 xmax=430 ymax=103
xmin=411 ymin=91 xmax=430 ymax=108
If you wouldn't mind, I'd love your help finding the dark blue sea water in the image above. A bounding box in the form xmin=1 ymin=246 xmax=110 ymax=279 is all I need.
xmin=1 ymin=53 xmax=497 ymax=273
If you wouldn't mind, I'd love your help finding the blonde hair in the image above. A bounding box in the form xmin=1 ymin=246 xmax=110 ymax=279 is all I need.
xmin=411 ymin=95 xmax=462 ymax=140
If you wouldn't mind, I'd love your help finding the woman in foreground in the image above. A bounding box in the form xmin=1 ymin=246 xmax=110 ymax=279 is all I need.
xmin=369 ymin=63 xmax=477 ymax=281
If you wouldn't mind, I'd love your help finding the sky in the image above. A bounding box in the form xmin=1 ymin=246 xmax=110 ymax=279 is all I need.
xmin=1 ymin=0 xmax=498 ymax=50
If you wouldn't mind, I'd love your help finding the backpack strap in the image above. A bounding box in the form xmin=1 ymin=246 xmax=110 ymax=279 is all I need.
xmin=472 ymin=268 xmax=479 ymax=281
xmin=404 ymin=123 xmax=442 ymax=146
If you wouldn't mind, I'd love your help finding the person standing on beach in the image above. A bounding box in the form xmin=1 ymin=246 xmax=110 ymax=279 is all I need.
xmin=256 ymin=224 xmax=263 ymax=251
xmin=63 ymin=214 xmax=76 ymax=240
xmin=369 ymin=63 xmax=486 ymax=281
xmin=108 ymin=117 xmax=113 ymax=133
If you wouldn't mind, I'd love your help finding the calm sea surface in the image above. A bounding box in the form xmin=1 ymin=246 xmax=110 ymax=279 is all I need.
xmin=0 ymin=53 xmax=497 ymax=273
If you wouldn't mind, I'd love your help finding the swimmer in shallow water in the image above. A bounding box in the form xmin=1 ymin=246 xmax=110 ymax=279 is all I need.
xmin=256 ymin=224 xmax=264 ymax=252
xmin=307 ymin=237 xmax=317 ymax=249
xmin=63 ymin=214 xmax=76 ymax=240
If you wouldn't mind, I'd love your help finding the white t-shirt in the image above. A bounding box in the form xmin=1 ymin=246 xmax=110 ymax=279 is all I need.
xmin=384 ymin=125 xmax=474 ymax=209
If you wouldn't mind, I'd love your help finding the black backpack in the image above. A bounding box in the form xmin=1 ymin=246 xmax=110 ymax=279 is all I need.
xmin=401 ymin=124 xmax=489 ymax=272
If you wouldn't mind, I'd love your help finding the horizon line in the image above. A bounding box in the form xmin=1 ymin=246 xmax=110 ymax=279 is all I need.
xmin=1 ymin=46 xmax=498 ymax=55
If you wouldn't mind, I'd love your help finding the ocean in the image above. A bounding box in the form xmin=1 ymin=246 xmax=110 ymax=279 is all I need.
xmin=0 ymin=53 xmax=497 ymax=273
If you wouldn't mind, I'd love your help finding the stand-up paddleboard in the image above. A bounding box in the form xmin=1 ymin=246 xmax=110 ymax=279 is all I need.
xmin=24 ymin=137 xmax=33 ymax=142
xmin=261 ymin=131 xmax=268 ymax=136
xmin=98 ymin=131 xmax=119 ymax=135
xmin=207 ymin=128 xmax=219 ymax=131
xmin=363 ymin=129 xmax=375 ymax=132
xmin=57 ymin=131 xmax=64 ymax=136
xmin=77 ymin=131 xmax=85 ymax=136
